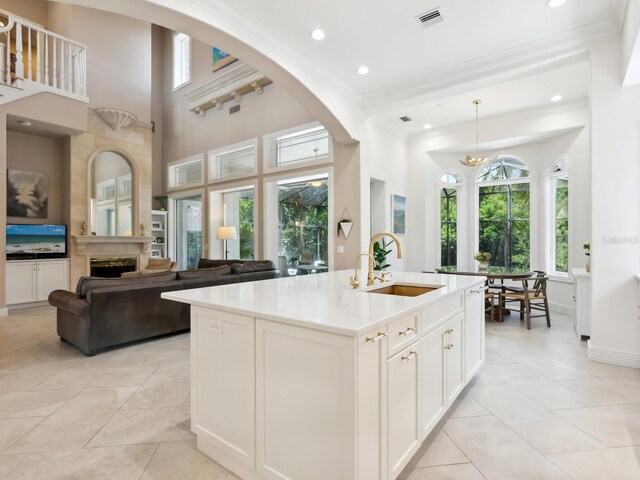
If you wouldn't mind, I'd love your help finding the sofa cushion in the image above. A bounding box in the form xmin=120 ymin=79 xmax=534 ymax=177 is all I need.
xmin=146 ymin=257 xmax=172 ymax=270
xmin=75 ymin=271 xmax=178 ymax=297
xmin=231 ymin=260 xmax=275 ymax=274
xmin=197 ymin=258 xmax=241 ymax=269
xmin=177 ymin=265 xmax=232 ymax=280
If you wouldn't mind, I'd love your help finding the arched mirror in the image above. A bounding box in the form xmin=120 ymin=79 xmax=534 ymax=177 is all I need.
xmin=89 ymin=151 xmax=134 ymax=236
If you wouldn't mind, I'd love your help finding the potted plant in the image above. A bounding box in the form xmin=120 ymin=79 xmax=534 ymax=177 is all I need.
xmin=583 ymin=241 xmax=590 ymax=272
xmin=474 ymin=251 xmax=492 ymax=270
xmin=338 ymin=217 xmax=353 ymax=239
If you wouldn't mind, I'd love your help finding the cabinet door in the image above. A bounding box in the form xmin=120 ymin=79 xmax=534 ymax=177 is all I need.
xmin=420 ymin=324 xmax=446 ymax=441
xmin=191 ymin=308 xmax=255 ymax=467
xmin=36 ymin=261 xmax=69 ymax=301
xmin=6 ymin=262 xmax=36 ymax=304
xmin=387 ymin=343 xmax=420 ymax=480
xmin=464 ymin=286 xmax=485 ymax=384
xmin=445 ymin=314 xmax=464 ymax=406
xmin=357 ymin=328 xmax=387 ymax=480
xmin=256 ymin=319 xmax=357 ymax=480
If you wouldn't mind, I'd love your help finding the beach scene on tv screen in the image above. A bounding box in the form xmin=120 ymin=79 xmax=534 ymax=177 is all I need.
xmin=6 ymin=225 xmax=66 ymax=254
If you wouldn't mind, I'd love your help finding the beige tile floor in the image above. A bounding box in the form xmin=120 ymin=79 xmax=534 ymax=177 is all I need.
xmin=0 ymin=307 xmax=638 ymax=479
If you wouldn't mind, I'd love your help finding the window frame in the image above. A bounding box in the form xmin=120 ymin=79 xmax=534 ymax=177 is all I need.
xmin=436 ymin=172 xmax=462 ymax=268
xmin=474 ymin=155 xmax=532 ymax=270
xmin=172 ymin=32 xmax=191 ymax=92
xmin=167 ymin=153 xmax=205 ymax=191
xmin=263 ymin=122 xmax=332 ymax=174
xmin=546 ymin=159 xmax=570 ymax=278
xmin=208 ymin=138 xmax=258 ymax=183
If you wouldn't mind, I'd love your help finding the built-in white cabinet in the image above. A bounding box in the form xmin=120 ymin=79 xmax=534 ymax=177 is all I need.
xmin=150 ymin=210 xmax=168 ymax=258
xmin=387 ymin=343 xmax=420 ymax=479
xmin=444 ymin=314 xmax=464 ymax=406
xmin=6 ymin=259 xmax=69 ymax=305
xmin=572 ymin=268 xmax=591 ymax=339
xmin=420 ymin=324 xmax=446 ymax=440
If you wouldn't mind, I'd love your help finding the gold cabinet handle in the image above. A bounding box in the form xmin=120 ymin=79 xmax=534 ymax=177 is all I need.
xmin=398 ymin=326 xmax=416 ymax=336
xmin=365 ymin=331 xmax=387 ymax=343
xmin=444 ymin=345 xmax=451 ymax=350
xmin=445 ymin=328 xmax=453 ymax=334
xmin=401 ymin=351 xmax=418 ymax=361
xmin=449 ymin=344 xmax=454 ymax=349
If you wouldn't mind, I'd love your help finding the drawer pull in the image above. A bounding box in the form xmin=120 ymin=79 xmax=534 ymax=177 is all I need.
xmin=444 ymin=345 xmax=451 ymax=350
xmin=401 ymin=351 xmax=418 ymax=361
xmin=365 ymin=331 xmax=387 ymax=343
xmin=470 ymin=286 xmax=489 ymax=294
xmin=398 ymin=326 xmax=416 ymax=336
xmin=445 ymin=328 xmax=453 ymax=334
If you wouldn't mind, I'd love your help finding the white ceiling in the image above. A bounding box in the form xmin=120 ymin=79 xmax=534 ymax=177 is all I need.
xmin=199 ymin=0 xmax=621 ymax=100
xmin=380 ymin=61 xmax=590 ymax=134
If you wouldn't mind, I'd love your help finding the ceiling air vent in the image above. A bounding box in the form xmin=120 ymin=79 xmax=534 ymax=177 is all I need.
xmin=399 ymin=116 xmax=412 ymax=122
xmin=416 ymin=8 xmax=444 ymax=29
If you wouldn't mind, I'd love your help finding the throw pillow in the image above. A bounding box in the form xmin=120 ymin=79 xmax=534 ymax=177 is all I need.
xmin=146 ymin=257 xmax=172 ymax=270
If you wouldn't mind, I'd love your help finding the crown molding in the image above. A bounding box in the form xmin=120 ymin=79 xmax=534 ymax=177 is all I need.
xmin=408 ymin=97 xmax=589 ymax=144
xmin=363 ymin=19 xmax=617 ymax=115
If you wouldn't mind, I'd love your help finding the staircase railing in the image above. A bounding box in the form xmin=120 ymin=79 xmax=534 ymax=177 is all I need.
xmin=0 ymin=10 xmax=87 ymax=96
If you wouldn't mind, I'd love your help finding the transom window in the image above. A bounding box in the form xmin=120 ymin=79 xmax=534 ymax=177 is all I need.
xmin=477 ymin=157 xmax=531 ymax=269
xmin=548 ymin=159 xmax=569 ymax=274
xmin=168 ymin=155 xmax=204 ymax=190
xmin=440 ymin=173 xmax=461 ymax=267
xmin=265 ymin=123 xmax=331 ymax=171
xmin=172 ymin=33 xmax=191 ymax=90
xmin=209 ymin=140 xmax=257 ymax=181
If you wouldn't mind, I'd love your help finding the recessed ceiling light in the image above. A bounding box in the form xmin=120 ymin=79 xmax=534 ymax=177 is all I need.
xmin=357 ymin=65 xmax=369 ymax=75
xmin=19 ymin=120 xmax=31 ymax=127
xmin=310 ymin=29 xmax=325 ymax=40
xmin=546 ymin=0 xmax=567 ymax=7
xmin=423 ymin=124 xmax=432 ymax=130
xmin=550 ymin=94 xmax=563 ymax=102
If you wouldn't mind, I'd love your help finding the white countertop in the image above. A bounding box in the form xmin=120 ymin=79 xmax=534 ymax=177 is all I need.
xmin=162 ymin=270 xmax=484 ymax=337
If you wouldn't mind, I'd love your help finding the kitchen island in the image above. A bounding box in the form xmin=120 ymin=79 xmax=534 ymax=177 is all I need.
xmin=162 ymin=270 xmax=485 ymax=480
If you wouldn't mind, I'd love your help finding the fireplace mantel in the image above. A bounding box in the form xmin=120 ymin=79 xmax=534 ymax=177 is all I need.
xmin=72 ymin=235 xmax=153 ymax=256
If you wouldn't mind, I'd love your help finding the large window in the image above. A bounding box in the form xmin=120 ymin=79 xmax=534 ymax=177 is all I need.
xmin=549 ymin=159 xmax=569 ymax=274
xmin=174 ymin=194 xmax=202 ymax=270
xmin=222 ymin=188 xmax=255 ymax=260
xmin=477 ymin=157 xmax=530 ymax=269
xmin=172 ymin=33 xmax=191 ymax=90
xmin=440 ymin=173 xmax=461 ymax=267
xmin=277 ymin=175 xmax=329 ymax=272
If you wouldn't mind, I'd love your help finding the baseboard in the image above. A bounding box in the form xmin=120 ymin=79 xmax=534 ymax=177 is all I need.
xmin=0 ymin=307 xmax=7 ymax=317
xmin=588 ymin=340 xmax=640 ymax=368
xmin=548 ymin=302 xmax=574 ymax=316
xmin=7 ymin=301 xmax=49 ymax=311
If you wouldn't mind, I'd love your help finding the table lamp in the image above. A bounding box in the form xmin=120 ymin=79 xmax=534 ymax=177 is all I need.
xmin=216 ymin=226 xmax=237 ymax=259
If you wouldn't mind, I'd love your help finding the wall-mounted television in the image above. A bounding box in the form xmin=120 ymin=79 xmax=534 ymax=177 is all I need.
xmin=6 ymin=224 xmax=67 ymax=260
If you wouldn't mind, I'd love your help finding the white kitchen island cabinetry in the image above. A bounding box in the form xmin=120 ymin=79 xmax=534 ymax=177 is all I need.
xmin=164 ymin=270 xmax=485 ymax=480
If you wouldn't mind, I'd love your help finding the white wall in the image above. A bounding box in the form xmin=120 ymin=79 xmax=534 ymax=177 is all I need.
xmin=589 ymin=36 xmax=640 ymax=365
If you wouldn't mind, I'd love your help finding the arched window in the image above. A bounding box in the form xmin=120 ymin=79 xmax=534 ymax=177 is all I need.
xmin=440 ymin=173 xmax=461 ymax=267
xmin=477 ymin=156 xmax=530 ymax=269
xmin=548 ymin=159 xmax=569 ymax=274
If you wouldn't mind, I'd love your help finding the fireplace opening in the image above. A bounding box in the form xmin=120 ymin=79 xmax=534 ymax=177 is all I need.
xmin=90 ymin=257 xmax=137 ymax=277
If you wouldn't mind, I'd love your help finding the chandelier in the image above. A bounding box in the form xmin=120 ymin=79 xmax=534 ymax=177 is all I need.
xmin=460 ymin=99 xmax=491 ymax=167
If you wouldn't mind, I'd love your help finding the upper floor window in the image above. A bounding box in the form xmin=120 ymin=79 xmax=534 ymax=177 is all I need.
xmin=265 ymin=123 xmax=331 ymax=172
xmin=477 ymin=156 xmax=531 ymax=269
xmin=208 ymin=140 xmax=257 ymax=182
xmin=173 ymin=33 xmax=191 ymax=90
xmin=168 ymin=154 xmax=204 ymax=190
xmin=439 ymin=173 xmax=461 ymax=267
xmin=548 ymin=159 xmax=569 ymax=274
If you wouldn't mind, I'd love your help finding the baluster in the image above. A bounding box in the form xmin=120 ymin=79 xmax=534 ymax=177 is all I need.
xmin=6 ymin=27 xmax=11 ymax=85
xmin=36 ymin=31 xmax=40 ymax=83
xmin=44 ymin=34 xmax=49 ymax=85
xmin=59 ymin=39 xmax=65 ymax=91
xmin=52 ymin=37 xmax=57 ymax=88
xmin=66 ymin=40 xmax=71 ymax=91
xmin=14 ymin=21 xmax=23 ymax=87
xmin=27 ymin=27 xmax=31 ymax=81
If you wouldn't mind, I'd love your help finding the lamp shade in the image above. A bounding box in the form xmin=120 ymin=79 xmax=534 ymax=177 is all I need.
xmin=216 ymin=226 xmax=237 ymax=240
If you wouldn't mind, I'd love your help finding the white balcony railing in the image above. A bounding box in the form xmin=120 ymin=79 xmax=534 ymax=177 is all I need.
xmin=0 ymin=10 xmax=87 ymax=96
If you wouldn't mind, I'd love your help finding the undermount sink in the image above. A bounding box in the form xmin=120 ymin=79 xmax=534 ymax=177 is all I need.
xmin=366 ymin=283 xmax=443 ymax=297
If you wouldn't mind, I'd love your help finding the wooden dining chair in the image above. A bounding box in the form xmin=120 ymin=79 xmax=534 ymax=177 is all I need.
xmin=498 ymin=275 xmax=551 ymax=329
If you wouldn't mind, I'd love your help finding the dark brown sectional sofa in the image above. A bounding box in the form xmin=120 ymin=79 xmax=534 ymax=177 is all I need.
xmin=48 ymin=259 xmax=276 ymax=356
